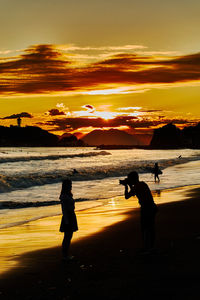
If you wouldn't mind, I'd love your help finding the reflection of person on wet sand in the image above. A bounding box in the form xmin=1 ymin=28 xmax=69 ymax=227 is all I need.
xmin=120 ymin=171 xmax=158 ymax=252
xmin=59 ymin=179 xmax=78 ymax=261
xmin=153 ymin=162 xmax=161 ymax=182
xmin=153 ymin=190 xmax=161 ymax=197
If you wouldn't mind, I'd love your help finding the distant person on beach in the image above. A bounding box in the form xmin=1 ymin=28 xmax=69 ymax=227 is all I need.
xmin=153 ymin=162 xmax=161 ymax=182
xmin=59 ymin=179 xmax=78 ymax=261
xmin=72 ymin=169 xmax=79 ymax=174
xmin=120 ymin=171 xmax=158 ymax=252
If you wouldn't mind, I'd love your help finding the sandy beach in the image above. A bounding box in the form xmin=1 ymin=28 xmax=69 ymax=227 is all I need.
xmin=0 ymin=185 xmax=200 ymax=299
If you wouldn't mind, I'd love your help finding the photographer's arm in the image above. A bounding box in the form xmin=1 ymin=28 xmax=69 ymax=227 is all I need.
xmin=125 ymin=184 xmax=134 ymax=199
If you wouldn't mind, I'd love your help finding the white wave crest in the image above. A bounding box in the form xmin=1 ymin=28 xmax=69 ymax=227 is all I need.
xmin=0 ymin=155 xmax=199 ymax=194
xmin=0 ymin=150 xmax=111 ymax=164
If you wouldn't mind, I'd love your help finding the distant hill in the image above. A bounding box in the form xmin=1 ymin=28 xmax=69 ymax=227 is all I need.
xmin=3 ymin=123 xmax=198 ymax=149
xmin=150 ymin=123 xmax=182 ymax=149
xmin=58 ymin=133 xmax=85 ymax=147
xmin=150 ymin=123 xmax=200 ymax=149
xmin=0 ymin=125 xmax=58 ymax=147
xmin=132 ymin=134 xmax=152 ymax=146
xmin=182 ymin=123 xmax=200 ymax=149
xmin=60 ymin=132 xmax=73 ymax=139
xmin=81 ymin=129 xmax=141 ymax=146
xmin=0 ymin=126 xmax=86 ymax=147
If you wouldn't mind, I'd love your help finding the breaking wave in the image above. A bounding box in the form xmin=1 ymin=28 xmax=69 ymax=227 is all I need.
xmin=0 ymin=200 xmax=60 ymax=209
xmin=0 ymin=155 xmax=199 ymax=194
xmin=0 ymin=198 xmax=89 ymax=210
xmin=0 ymin=150 xmax=111 ymax=164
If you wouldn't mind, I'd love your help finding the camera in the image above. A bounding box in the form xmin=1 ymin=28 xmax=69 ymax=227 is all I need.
xmin=119 ymin=178 xmax=129 ymax=185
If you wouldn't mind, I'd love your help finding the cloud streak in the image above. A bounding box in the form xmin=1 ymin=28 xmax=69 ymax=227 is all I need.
xmin=42 ymin=114 xmax=196 ymax=133
xmin=1 ymin=44 xmax=200 ymax=95
xmin=59 ymin=44 xmax=147 ymax=52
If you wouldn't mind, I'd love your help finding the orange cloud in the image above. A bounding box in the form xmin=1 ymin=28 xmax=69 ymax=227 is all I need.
xmin=47 ymin=109 xmax=66 ymax=116
xmin=40 ymin=113 xmax=196 ymax=133
xmin=1 ymin=44 xmax=200 ymax=96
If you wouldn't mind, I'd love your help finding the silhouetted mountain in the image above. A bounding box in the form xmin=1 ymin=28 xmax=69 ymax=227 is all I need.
xmin=58 ymin=134 xmax=85 ymax=147
xmin=73 ymin=132 xmax=84 ymax=139
xmin=0 ymin=126 xmax=87 ymax=147
xmin=60 ymin=132 xmax=73 ymax=139
xmin=150 ymin=123 xmax=182 ymax=148
xmin=182 ymin=123 xmax=200 ymax=148
xmin=81 ymin=129 xmax=141 ymax=146
xmin=0 ymin=126 xmax=58 ymax=146
xmin=150 ymin=123 xmax=200 ymax=149
xmin=132 ymin=134 xmax=152 ymax=146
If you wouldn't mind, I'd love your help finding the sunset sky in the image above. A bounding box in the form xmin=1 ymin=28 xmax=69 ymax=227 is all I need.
xmin=0 ymin=0 xmax=200 ymax=136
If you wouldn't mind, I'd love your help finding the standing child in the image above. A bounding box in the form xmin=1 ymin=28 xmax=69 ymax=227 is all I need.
xmin=59 ymin=179 xmax=78 ymax=260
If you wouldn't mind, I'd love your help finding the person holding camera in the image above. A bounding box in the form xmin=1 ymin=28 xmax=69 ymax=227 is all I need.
xmin=120 ymin=171 xmax=157 ymax=253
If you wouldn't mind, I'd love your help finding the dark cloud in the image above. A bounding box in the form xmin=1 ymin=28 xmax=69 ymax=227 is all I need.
xmin=48 ymin=109 xmax=65 ymax=116
xmin=84 ymin=104 xmax=95 ymax=111
xmin=43 ymin=115 xmax=138 ymax=131
xmin=0 ymin=44 xmax=74 ymax=94
xmin=127 ymin=118 xmax=196 ymax=129
xmin=41 ymin=115 xmax=196 ymax=132
xmin=1 ymin=45 xmax=200 ymax=95
xmin=139 ymin=109 xmax=163 ymax=113
xmin=2 ymin=112 xmax=33 ymax=119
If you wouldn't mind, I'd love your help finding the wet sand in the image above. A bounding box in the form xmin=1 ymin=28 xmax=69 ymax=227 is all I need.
xmin=0 ymin=185 xmax=200 ymax=299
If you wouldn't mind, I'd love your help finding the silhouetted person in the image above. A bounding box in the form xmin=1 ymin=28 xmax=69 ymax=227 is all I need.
xmin=121 ymin=171 xmax=157 ymax=252
xmin=59 ymin=179 xmax=78 ymax=261
xmin=153 ymin=162 xmax=160 ymax=182
xmin=72 ymin=169 xmax=79 ymax=174
xmin=17 ymin=116 xmax=21 ymax=127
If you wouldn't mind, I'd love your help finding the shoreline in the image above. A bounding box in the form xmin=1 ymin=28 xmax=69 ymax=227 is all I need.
xmin=0 ymin=184 xmax=199 ymax=274
xmin=1 ymin=181 xmax=200 ymax=229
xmin=1 ymin=184 xmax=200 ymax=299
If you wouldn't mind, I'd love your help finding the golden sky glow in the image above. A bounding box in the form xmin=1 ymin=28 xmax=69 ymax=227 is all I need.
xmin=0 ymin=0 xmax=199 ymax=135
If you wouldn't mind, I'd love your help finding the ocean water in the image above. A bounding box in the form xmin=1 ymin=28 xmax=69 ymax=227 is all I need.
xmin=0 ymin=147 xmax=200 ymax=229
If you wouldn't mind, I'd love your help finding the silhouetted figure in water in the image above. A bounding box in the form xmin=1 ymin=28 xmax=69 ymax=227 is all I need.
xmin=120 ymin=171 xmax=158 ymax=252
xmin=153 ymin=162 xmax=161 ymax=182
xmin=73 ymin=169 xmax=79 ymax=174
xmin=59 ymin=179 xmax=78 ymax=261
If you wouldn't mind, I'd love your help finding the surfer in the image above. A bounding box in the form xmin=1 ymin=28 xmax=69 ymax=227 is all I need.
xmin=153 ymin=163 xmax=161 ymax=182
